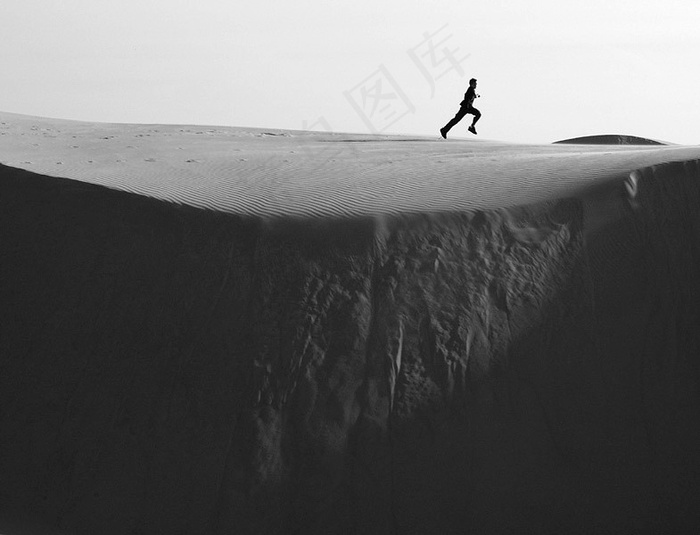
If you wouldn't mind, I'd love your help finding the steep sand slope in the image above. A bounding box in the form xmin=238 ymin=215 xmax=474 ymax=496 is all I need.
xmin=2 ymin=113 xmax=700 ymax=534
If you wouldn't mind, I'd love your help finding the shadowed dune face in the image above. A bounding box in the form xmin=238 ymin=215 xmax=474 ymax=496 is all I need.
xmin=2 ymin=153 xmax=700 ymax=534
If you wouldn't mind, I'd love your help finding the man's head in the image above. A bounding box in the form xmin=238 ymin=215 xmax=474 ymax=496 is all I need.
xmin=469 ymin=78 xmax=477 ymax=87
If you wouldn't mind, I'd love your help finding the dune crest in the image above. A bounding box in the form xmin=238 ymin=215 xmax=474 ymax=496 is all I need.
xmin=1 ymin=111 xmax=699 ymax=218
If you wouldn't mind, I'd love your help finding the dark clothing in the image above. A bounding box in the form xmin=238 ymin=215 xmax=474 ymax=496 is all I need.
xmin=441 ymin=83 xmax=482 ymax=136
xmin=442 ymin=103 xmax=480 ymax=134
xmin=441 ymin=84 xmax=481 ymax=136
xmin=461 ymin=86 xmax=478 ymax=107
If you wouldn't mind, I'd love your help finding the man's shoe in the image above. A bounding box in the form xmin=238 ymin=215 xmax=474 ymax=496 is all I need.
xmin=468 ymin=125 xmax=477 ymax=135
xmin=440 ymin=128 xmax=447 ymax=139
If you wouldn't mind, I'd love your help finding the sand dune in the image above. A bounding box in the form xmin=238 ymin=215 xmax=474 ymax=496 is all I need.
xmin=554 ymin=134 xmax=671 ymax=145
xmin=2 ymin=112 xmax=700 ymax=534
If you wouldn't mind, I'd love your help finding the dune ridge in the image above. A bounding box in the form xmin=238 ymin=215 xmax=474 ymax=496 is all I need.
xmin=2 ymin=141 xmax=700 ymax=534
xmin=3 ymin=111 xmax=700 ymax=219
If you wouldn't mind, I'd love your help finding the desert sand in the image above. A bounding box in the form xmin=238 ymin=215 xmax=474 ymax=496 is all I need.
xmin=2 ymin=111 xmax=700 ymax=534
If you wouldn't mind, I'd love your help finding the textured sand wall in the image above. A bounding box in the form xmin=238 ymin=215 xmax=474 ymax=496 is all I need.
xmin=1 ymin=162 xmax=700 ymax=534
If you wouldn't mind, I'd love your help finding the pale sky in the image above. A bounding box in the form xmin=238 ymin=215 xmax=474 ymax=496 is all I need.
xmin=2 ymin=0 xmax=699 ymax=144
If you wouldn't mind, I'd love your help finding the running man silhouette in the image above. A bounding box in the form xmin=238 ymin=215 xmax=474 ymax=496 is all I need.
xmin=440 ymin=78 xmax=481 ymax=138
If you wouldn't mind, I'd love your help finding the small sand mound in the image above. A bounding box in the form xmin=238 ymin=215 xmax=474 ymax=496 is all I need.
xmin=554 ymin=134 xmax=669 ymax=145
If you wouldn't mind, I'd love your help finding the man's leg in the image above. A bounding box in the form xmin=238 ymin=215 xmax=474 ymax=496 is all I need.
xmin=441 ymin=106 xmax=468 ymax=137
xmin=468 ymin=107 xmax=481 ymax=134
xmin=470 ymin=107 xmax=481 ymax=126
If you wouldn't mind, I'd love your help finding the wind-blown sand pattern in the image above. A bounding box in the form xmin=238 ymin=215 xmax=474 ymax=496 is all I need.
xmin=2 ymin=112 xmax=700 ymax=534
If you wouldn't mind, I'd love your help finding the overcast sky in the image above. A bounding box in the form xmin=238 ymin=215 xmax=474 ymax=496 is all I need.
xmin=2 ymin=0 xmax=699 ymax=144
